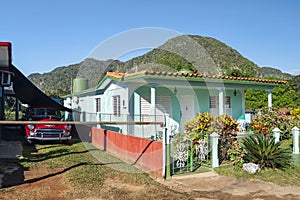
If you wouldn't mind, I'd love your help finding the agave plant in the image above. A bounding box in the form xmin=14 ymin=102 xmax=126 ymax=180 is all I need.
xmin=243 ymin=134 xmax=292 ymax=169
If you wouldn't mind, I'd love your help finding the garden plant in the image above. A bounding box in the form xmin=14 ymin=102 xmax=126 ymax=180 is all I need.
xmin=250 ymin=107 xmax=294 ymax=140
xmin=184 ymin=113 xmax=239 ymax=164
xmin=242 ymin=134 xmax=292 ymax=169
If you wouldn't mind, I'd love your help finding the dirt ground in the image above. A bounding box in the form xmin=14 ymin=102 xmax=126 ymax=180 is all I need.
xmin=157 ymin=171 xmax=300 ymax=200
xmin=2 ymin=166 xmax=300 ymax=200
xmin=1 ymin=166 xmax=68 ymax=200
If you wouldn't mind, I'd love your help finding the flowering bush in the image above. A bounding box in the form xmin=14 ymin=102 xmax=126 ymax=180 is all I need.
xmin=227 ymin=139 xmax=246 ymax=170
xmin=290 ymin=108 xmax=300 ymax=127
xmin=250 ymin=107 xmax=293 ymax=140
xmin=211 ymin=114 xmax=239 ymax=162
xmin=291 ymin=107 xmax=300 ymax=119
xmin=211 ymin=114 xmax=238 ymax=136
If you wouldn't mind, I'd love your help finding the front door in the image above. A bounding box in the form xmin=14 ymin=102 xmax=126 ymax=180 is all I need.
xmin=180 ymin=95 xmax=194 ymax=132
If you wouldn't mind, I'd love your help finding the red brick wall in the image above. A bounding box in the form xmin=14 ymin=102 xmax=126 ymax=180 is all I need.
xmin=92 ymin=127 xmax=163 ymax=175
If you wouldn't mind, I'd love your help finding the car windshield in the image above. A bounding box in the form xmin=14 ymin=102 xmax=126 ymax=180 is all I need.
xmin=30 ymin=108 xmax=61 ymax=118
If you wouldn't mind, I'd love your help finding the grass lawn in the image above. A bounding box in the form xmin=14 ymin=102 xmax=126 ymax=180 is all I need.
xmin=293 ymin=154 xmax=300 ymax=166
xmin=214 ymin=136 xmax=300 ymax=187
xmin=13 ymin=140 xmax=192 ymax=200
xmin=215 ymin=162 xmax=300 ymax=187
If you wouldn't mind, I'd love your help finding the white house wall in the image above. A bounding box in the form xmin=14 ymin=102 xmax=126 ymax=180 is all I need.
xmin=99 ymin=82 xmax=130 ymax=134
xmin=77 ymin=95 xmax=97 ymax=122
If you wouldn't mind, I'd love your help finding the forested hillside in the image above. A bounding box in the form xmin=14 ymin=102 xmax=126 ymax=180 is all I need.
xmin=27 ymin=35 xmax=299 ymax=109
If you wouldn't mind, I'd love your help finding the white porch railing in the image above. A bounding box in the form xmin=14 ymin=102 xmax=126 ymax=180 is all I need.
xmin=94 ymin=112 xmax=170 ymax=139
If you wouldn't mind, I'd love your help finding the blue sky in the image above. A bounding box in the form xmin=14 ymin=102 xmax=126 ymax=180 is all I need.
xmin=1 ymin=0 xmax=299 ymax=76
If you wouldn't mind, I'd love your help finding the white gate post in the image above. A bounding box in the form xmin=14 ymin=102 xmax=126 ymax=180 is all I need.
xmin=292 ymin=126 xmax=299 ymax=154
xmin=211 ymin=132 xmax=219 ymax=168
xmin=272 ymin=127 xmax=281 ymax=143
xmin=268 ymin=89 xmax=272 ymax=108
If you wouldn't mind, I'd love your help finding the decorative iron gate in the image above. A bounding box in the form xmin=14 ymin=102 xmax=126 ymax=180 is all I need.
xmin=170 ymin=134 xmax=211 ymax=175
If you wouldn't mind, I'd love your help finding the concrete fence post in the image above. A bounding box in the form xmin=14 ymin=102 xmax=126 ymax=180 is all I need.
xmin=272 ymin=127 xmax=281 ymax=143
xmin=292 ymin=126 xmax=299 ymax=154
xmin=210 ymin=132 xmax=219 ymax=168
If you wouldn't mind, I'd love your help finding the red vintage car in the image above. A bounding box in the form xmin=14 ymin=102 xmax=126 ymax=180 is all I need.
xmin=24 ymin=107 xmax=72 ymax=143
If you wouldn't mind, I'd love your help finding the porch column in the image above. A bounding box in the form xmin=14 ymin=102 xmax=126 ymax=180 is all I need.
xmin=268 ymin=89 xmax=272 ymax=108
xmin=133 ymin=92 xmax=140 ymax=122
xmin=150 ymin=86 xmax=156 ymax=135
xmin=240 ymin=89 xmax=245 ymax=116
xmin=218 ymin=89 xmax=224 ymax=115
xmin=151 ymin=87 xmax=156 ymax=116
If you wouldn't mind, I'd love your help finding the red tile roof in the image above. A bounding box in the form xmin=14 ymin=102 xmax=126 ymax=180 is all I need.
xmin=106 ymin=72 xmax=125 ymax=79
xmin=106 ymin=70 xmax=287 ymax=84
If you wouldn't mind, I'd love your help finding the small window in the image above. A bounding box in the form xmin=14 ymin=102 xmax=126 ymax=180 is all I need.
xmin=113 ymin=95 xmax=120 ymax=117
xmin=209 ymin=96 xmax=219 ymax=109
xmin=96 ymin=98 xmax=101 ymax=113
xmin=225 ymin=96 xmax=231 ymax=108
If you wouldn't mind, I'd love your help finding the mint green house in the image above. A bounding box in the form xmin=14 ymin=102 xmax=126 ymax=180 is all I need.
xmin=64 ymin=70 xmax=286 ymax=137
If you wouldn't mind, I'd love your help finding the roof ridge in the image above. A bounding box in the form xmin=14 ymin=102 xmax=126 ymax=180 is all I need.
xmin=106 ymin=70 xmax=287 ymax=84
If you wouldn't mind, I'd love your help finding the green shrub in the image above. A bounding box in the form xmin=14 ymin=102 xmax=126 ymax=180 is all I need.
xmin=184 ymin=112 xmax=213 ymax=141
xmin=243 ymin=134 xmax=292 ymax=169
xmin=184 ymin=113 xmax=239 ymax=163
xmin=211 ymin=114 xmax=238 ymax=136
xmin=184 ymin=113 xmax=238 ymax=139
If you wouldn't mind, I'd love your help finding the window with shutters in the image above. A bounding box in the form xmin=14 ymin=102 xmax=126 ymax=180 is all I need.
xmin=156 ymin=95 xmax=171 ymax=115
xmin=140 ymin=95 xmax=151 ymax=121
xmin=113 ymin=95 xmax=120 ymax=117
xmin=156 ymin=95 xmax=171 ymax=123
xmin=224 ymin=96 xmax=231 ymax=116
xmin=224 ymin=96 xmax=231 ymax=109
xmin=140 ymin=94 xmax=171 ymax=121
xmin=209 ymin=96 xmax=231 ymax=116
xmin=95 ymin=98 xmax=101 ymax=113
xmin=209 ymin=96 xmax=219 ymax=109
xmin=209 ymin=96 xmax=219 ymax=116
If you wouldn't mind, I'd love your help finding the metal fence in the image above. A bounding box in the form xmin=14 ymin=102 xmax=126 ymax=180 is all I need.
xmin=170 ymin=134 xmax=211 ymax=175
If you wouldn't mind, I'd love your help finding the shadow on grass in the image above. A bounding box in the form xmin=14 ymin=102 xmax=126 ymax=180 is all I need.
xmin=21 ymin=140 xmax=94 ymax=165
xmin=22 ymin=149 xmax=98 ymax=164
xmin=25 ymin=162 xmax=122 ymax=183
xmin=2 ymin=161 xmax=123 ymax=188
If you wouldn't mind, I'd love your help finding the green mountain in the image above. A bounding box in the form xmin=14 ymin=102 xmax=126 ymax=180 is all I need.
xmin=117 ymin=35 xmax=263 ymax=77
xmin=289 ymin=75 xmax=300 ymax=91
xmin=260 ymin=67 xmax=293 ymax=80
xmin=27 ymin=58 xmax=123 ymax=97
xmin=27 ymin=35 xmax=293 ymax=96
